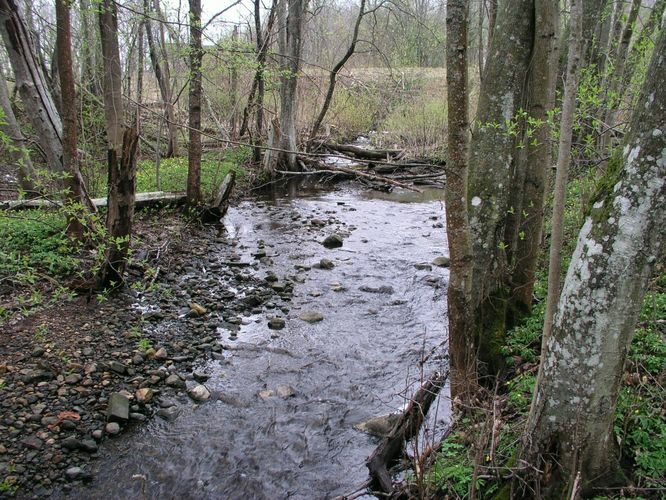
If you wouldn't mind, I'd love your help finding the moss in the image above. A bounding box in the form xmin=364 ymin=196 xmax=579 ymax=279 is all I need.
xmin=477 ymin=288 xmax=510 ymax=376
xmin=588 ymin=148 xmax=624 ymax=225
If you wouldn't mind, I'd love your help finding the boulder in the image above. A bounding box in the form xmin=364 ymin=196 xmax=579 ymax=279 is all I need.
xmin=322 ymin=233 xmax=344 ymax=249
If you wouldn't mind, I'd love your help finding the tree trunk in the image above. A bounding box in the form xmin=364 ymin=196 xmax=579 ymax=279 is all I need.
xmin=55 ymin=0 xmax=95 ymax=239
xmin=0 ymin=0 xmax=63 ymax=172
xmin=239 ymin=0 xmax=277 ymax=162
xmin=187 ymin=0 xmax=202 ymax=205
xmin=521 ymin=27 xmax=666 ymax=495
xmin=275 ymin=0 xmax=306 ymax=171
xmin=601 ymin=0 xmax=640 ymax=135
xmin=98 ymin=0 xmax=138 ymax=289
xmin=136 ymin=18 xmax=145 ymax=132
xmin=619 ymin=0 xmax=665 ymax=102
xmin=445 ymin=0 xmax=476 ymax=399
xmin=507 ymin=0 xmax=560 ymax=317
xmin=0 ymin=61 xmax=37 ymax=194
xmin=467 ymin=0 xmax=534 ymax=374
xmin=541 ymin=0 xmax=583 ymax=350
xmin=308 ymin=0 xmax=365 ymax=144
xmin=229 ymin=24 xmax=239 ymax=139
xmin=144 ymin=0 xmax=178 ymax=158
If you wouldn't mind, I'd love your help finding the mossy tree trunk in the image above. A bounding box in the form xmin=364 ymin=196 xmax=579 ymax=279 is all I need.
xmin=521 ymin=28 xmax=666 ymax=495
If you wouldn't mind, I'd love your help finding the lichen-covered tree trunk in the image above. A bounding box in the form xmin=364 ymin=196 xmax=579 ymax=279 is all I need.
xmin=275 ymin=0 xmax=305 ymax=171
xmin=186 ymin=0 xmax=202 ymax=205
xmin=507 ymin=0 xmax=560 ymax=317
xmin=521 ymin=29 xmax=665 ymax=495
xmin=467 ymin=0 xmax=534 ymax=373
xmin=0 ymin=60 xmax=36 ymax=194
xmin=445 ymin=0 xmax=476 ymax=398
xmin=0 ymin=0 xmax=63 ymax=172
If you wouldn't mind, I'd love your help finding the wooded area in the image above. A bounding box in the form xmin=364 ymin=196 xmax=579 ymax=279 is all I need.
xmin=0 ymin=0 xmax=663 ymax=498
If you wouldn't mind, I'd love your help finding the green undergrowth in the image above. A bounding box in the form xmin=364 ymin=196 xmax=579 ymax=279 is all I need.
xmin=0 ymin=149 xmax=250 ymax=322
xmin=134 ymin=148 xmax=250 ymax=199
xmin=86 ymin=148 xmax=251 ymax=198
xmin=426 ymin=275 xmax=665 ymax=498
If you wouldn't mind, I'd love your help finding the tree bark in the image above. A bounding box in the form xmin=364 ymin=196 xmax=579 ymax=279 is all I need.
xmin=0 ymin=0 xmax=63 ymax=172
xmin=275 ymin=0 xmax=306 ymax=171
xmin=521 ymin=27 xmax=666 ymax=495
xmin=0 ymin=60 xmax=37 ymax=194
xmin=239 ymin=0 xmax=277 ymax=148
xmin=56 ymin=0 xmax=95 ymax=239
xmin=187 ymin=0 xmax=203 ymax=205
xmin=98 ymin=0 xmax=138 ymax=289
xmin=619 ymin=0 xmax=665 ymax=102
xmin=507 ymin=0 xmax=560 ymax=317
xmin=467 ymin=0 xmax=534 ymax=374
xmin=144 ymin=0 xmax=178 ymax=158
xmin=541 ymin=0 xmax=583 ymax=352
xmin=229 ymin=24 xmax=239 ymax=139
xmin=445 ymin=0 xmax=476 ymax=398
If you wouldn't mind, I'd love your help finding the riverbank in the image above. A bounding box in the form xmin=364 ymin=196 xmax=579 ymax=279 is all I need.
xmin=0 ymin=212 xmax=289 ymax=497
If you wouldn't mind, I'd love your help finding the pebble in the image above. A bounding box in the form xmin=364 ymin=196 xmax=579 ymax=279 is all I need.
xmin=318 ymin=258 xmax=335 ymax=269
xmin=299 ymin=311 xmax=324 ymax=323
xmin=432 ymin=256 xmax=450 ymax=267
xmin=187 ymin=384 xmax=211 ymax=402
xmin=105 ymin=422 xmax=121 ymax=435
xmin=268 ymin=317 xmax=286 ymax=330
xmin=322 ymin=233 xmax=344 ymax=248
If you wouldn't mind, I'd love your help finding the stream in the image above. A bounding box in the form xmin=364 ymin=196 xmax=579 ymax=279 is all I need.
xmin=67 ymin=184 xmax=451 ymax=499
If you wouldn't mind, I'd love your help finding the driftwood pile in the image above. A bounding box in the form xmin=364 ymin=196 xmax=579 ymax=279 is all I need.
xmin=283 ymin=141 xmax=446 ymax=192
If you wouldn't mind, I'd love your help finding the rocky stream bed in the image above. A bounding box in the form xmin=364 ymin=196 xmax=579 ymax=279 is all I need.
xmin=0 ymin=184 xmax=451 ymax=499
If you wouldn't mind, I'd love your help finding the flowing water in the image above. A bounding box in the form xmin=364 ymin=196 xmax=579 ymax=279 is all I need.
xmin=70 ymin=184 xmax=451 ymax=499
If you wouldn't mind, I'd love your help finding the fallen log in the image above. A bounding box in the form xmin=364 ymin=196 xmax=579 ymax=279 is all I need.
xmin=366 ymin=369 xmax=449 ymax=495
xmin=0 ymin=191 xmax=186 ymax=211
xmin=312 ymin=140 xmax=404 ymax=161
xmin=200 ymin=171 xmax=236 ymax=223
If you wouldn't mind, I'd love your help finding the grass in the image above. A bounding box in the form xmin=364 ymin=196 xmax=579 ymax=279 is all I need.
xmin=135 ymin=148 xmax=250 ymax=199
xmin=0 ymin=149 xmax=250 ymax=322
xmin=86 ymin=147 xmax=251 ymax=198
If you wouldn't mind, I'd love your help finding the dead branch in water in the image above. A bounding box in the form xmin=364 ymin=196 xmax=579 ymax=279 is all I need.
xmin=366 ymin=369 xmax=449 ymax=495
